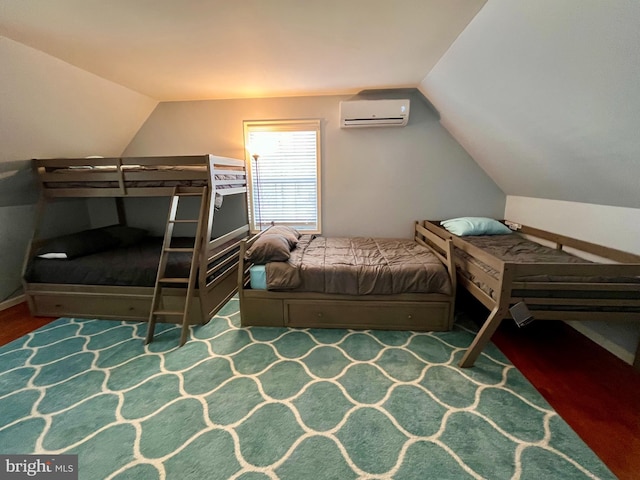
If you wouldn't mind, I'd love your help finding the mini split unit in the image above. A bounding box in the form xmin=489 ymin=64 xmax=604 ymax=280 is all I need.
xmin=339 ymin=99 xmax=410 ymax=128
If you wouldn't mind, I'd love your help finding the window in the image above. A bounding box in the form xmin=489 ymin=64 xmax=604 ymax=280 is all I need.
xmin=243 ymin=120 xmax=321 ymax=233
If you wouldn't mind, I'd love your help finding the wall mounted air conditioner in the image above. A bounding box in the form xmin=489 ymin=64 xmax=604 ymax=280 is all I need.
xmin=339 ymin=99 xmax=410 ymax=128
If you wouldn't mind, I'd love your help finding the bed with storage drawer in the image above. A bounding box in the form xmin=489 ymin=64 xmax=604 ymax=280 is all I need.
xmin=237 ymin=222 xmax=457 ymax=332
xmin=23 ymin=154 xmax=250 ymax=327
xmin=422 ymin=218 xmax=640 ymax=369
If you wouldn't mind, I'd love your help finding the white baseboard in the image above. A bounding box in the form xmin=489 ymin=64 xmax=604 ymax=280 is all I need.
xmin=566 ymin=321 xmax=634 ymax=366
xmin=0 ymin=294 xmax=26 ymax=312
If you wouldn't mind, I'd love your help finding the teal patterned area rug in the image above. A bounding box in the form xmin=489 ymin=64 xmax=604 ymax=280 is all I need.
xmin=0 ymin=298 xmax=613 ymax=480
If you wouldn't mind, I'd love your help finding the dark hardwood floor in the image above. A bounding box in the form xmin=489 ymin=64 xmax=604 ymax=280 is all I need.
xmin=1 ymin=301 xmax=56 ymax=343
xmin=1 ymin=299 xmax=638 ymax=479
xmin=458 ymin=292 xmax=640 ymax=480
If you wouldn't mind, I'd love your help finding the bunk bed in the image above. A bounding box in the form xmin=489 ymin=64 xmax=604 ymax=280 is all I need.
xmin=422 ymin=219 xmax=640 ymax=370
xmin=22 ymin=154 xmax=250 ymax=345
xmin=236 ymin=222 xmax=457 ymax=332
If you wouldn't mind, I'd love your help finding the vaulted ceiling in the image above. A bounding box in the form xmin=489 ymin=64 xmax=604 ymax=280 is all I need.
xmin=0 ymin=0 xmax=485 ymax=101
xmin=2 ymin=0 xmax=638 ymax=210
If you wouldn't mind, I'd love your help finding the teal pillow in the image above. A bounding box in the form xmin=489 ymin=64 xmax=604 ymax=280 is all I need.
xmin=441 ymin=217 xmax=512 ymax=236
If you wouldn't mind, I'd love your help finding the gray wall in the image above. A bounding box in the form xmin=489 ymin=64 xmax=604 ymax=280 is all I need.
xmin=0 ymin=36 xmax=157 ymax=302
xmin=87 ymin=194 xmax=248 ymax=239
xmin=123 ymin=91 xmax=505 ymax=238
xmin=1 ymin=199 xmax=93 ymax=301
xmin=0 ymin=204 xmax=37 ymax=300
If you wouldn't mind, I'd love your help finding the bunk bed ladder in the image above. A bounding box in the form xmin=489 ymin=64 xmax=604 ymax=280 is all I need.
xmin=146 ymin=186 xmax=208 ymax=347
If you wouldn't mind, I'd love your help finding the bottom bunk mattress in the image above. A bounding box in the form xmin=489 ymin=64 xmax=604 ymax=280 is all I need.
xmin=25 ymin=237 xmax=194 ymax=287
xmin=258 ymin=235 xmax=452 ymax=295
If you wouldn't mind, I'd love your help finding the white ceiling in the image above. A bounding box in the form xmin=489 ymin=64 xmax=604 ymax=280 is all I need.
xmin=0 ymin=0 xmax=486 ymax=101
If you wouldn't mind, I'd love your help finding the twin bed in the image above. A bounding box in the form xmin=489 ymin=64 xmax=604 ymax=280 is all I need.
xmin=23 ymin=155 xmax=250 ymax=326
xmin=422 ymin=219 xmax=640 ymax=369
xmin=237 ymin=223 xmax=457 ymax=332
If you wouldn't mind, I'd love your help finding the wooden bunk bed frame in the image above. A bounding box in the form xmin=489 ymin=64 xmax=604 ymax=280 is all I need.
xmin=22 ymin=154 xmax=250 ymax=333
xmin=236 ymin=222 xmax=457 ymax=331
xmin=422 ymin=220 xmax=640 ymax=370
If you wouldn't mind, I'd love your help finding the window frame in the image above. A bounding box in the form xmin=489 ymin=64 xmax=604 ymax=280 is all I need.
xmin=243 ymin=119 xmax=322 ymax=234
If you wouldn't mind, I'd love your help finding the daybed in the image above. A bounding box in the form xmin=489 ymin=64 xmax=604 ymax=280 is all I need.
xmin=22 ymin=154 xmax=250 ymax=335
xmin=237 ymin=222 xmax=457 ymax=331
xmin=423 ymin=218 xmax=640 ymax=370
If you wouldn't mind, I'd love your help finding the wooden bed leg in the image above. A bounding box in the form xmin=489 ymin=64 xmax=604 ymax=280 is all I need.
xmin=459 ymin=306 xmax=506 ymax=368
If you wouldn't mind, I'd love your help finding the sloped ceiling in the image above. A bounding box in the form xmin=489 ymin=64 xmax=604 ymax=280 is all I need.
xmin=0 ymin=36 xmax=157 ymax=204
xmin=3 ymin=0 xmax=637 ymax=210
xmin=420 ymin=0 xmax=640 ymax=209
xmin=1 ymin=37 xmax=157 ymax=161
xmin=0 ymin=0 xmax=485 ymax=101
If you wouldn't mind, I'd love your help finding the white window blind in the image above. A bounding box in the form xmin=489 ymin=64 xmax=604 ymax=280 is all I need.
xmin=244 ymin=120 xmax=321 ymax=233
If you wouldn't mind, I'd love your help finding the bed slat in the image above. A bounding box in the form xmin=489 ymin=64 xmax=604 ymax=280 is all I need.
xmin=519 ymin=224 xmax=640 ymax=263
xmin=511 ymin=297 xmax=640 ymax=307
xmin=510 ymin=262 xmax=640 ymax=277
xmin=528 ymin=311 xmax=640 ymax=322
xmin=453 ymin=239 xmax=505 ymax=271
xmin=512 ymin=281 xmax=640 ymax=291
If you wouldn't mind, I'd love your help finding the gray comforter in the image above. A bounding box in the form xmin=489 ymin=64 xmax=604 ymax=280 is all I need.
xmin=265 ymin=235 xmax=452 ymax=295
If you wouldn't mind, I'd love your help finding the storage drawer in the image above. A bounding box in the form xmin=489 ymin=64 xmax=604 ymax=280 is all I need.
xmin=31 ymin=293 xmax=151 ymax=321
xmin=285 ymin=300 xmax=451 ymax=331
xmin=30 ymin=292 xmax=204 ymax=324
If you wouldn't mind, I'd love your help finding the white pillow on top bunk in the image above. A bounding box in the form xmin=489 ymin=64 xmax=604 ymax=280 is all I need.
xmin=441 ymin=217 xmax=512 ymax=236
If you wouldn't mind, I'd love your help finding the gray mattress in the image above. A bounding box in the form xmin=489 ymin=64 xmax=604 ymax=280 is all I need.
xmin=24 ymin=237 xmax=192 ymax=287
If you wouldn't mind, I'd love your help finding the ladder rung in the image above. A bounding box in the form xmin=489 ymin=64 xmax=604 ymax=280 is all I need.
xmin=159 ymin=277 xmax=190 ymax=284
xmin=164 ymin=247 xmax=195 ymax=253
xmin=169 ymin=219 xmax=199 ymax=224
xmin=176 ymin=192 xmax=203 ymax=197
xmin=152 ymin=310 xmax=184 ymax=316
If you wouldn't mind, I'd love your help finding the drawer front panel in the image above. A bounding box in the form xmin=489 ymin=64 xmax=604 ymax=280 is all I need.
xmin=285 ymin=300 xmax=451 ymax=331
xmin=32 ymin=294 xmax=151 ymax=320
xmin=30 ymin=293 xmax=203 ymax=324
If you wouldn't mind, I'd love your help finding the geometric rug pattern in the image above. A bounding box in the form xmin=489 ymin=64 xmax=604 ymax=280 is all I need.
xmin=0 ymin=297 xmax=614 ymax=479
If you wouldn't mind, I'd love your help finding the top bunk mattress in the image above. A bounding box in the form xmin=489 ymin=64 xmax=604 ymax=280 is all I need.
xmin=262 ymin=235 xmax=452 ymax=295
xmin=454 ymin=234 xmax=640 ymax=299
xmin=41 ymin=165 xmax=245 ymax=190
xmin=33 ymin=155 xmax=247 ymax=195
xmin=457 ymin=234 xmax=591 ymax=266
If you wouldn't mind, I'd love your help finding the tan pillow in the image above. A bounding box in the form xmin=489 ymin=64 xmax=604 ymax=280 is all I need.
xmin=263 ymin=225 xmax=300 ymax=248
xmin=245 ymin=234 xmax=291 ymax=263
